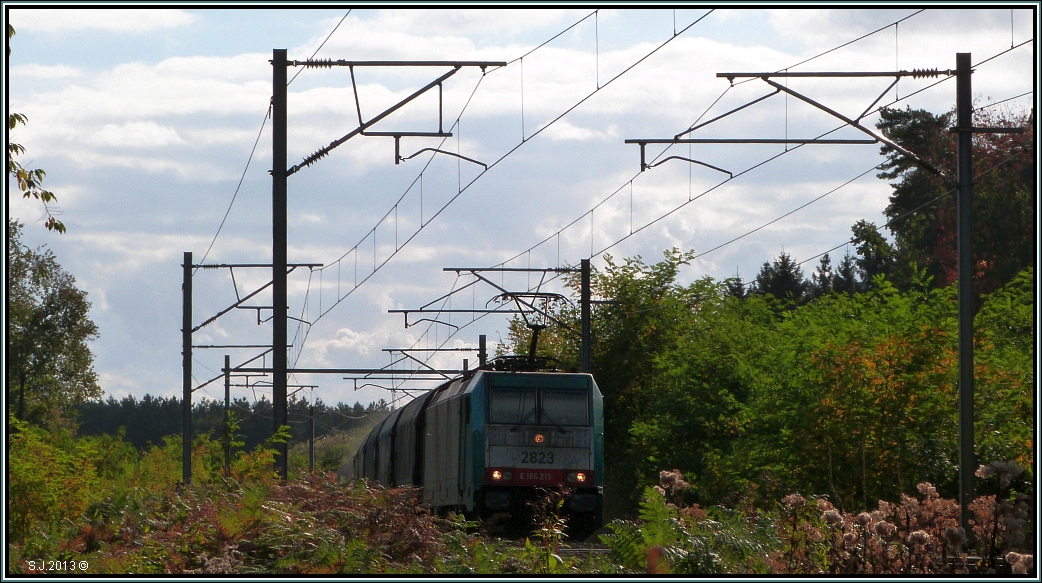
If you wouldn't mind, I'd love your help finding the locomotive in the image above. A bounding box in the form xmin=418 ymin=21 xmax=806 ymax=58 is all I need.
xmin=352 ymin=361 xmax=604 ymax=538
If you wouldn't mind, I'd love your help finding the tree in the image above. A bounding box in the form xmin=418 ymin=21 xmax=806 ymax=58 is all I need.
xmin=831 ymin=251 xmax=858 ymax=296
xmin=850 ymin=220 xmax=896 ymax=289
xmin=809 ymin=254 xmax=833 ymax=298
xmin=876 ymin=105 xmax=1034 ymax=297
xmin=7 ymin=220 xmax=100 ymax=425
xmin=753 ymin=251 xmax=809 ymax=304
xmin=7 ymin=24 xmax=64 ymax=233
xmin=724 ymin=274 xmax=747 ymax=299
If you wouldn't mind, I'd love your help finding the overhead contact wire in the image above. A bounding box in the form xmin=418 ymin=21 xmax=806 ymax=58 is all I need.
xmin=295 ymin=10 xmax=715 ymax=354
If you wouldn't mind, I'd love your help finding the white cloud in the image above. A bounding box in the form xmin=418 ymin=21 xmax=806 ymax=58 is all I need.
xmin=88 ymin=121 xmax=186 ymax=148
xmin=9 ymin=63 xmax=82 ymax=79
xmin=62 ymin=232 xmax=217 ymax=273
xmin=543 ymin=120 xmax=619 ymax=141
xmin=292 ymin=10 xmax=586 ymax=59
xmin=10 ymin=8 xmax=197 ymax=33
xmin=314 ymin=327 xmax=381 ymax=359
xmin=98 ymin=372 xmax=140 ymax=400
xmin=292 ymin=213 xmax=325 ymax=226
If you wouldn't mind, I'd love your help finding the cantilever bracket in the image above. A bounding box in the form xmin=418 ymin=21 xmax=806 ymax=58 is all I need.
xmin=287 ymin=60 xmax=505 ymax=176
xmin=711 ymin=69 xmax=953 ymax=181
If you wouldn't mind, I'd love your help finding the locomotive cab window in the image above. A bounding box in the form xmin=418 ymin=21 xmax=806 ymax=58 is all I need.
xmin=490 ymin=387 xmax=538 ymax=425
xmin=541 ymin=388 xmax=589 ymax=426
xmin=489 ymin=385 xmax=589 ymax=427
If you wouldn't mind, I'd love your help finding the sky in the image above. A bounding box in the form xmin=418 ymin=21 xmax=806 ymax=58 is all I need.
xmin=5 ymin=6 xmax=1037 ymax=410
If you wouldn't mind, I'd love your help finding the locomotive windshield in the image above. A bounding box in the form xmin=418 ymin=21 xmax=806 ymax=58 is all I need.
xmin=489 ymin=386 xmax=589 ymax=426
xmin=489 ymin=387 xmax=537 ymax=425
xmin=541 ymin=388 xmax=589 ymax=426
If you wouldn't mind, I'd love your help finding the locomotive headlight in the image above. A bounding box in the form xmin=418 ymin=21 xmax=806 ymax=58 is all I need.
xmin=491 ymin=469 xmax=513 ymax=481
xmin=566 ymin=471 xmax=587 ymax=483
xmin=533 ymin=432 xmax=546 ymax=444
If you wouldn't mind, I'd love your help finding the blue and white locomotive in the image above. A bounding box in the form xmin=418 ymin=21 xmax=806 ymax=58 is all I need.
xmin=352 ymin=365 xmax=604 ymax=537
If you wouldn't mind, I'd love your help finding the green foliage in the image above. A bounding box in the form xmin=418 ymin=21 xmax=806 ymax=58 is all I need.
xmin=7 ymin=415 xmax=101 ymax=542
xmin=973 ymin=269 xmax=1035 ymax=472
xmin=591 ymin=257 xmax=1032 ymax=513
xmin=851 ymin=220 xmax=897 ymax=288
xmin=754 ymin=251 xmax=808 ymax=304
xmin=4 ymin=412 xmax=1032 ymax=574
xmin=501 ymin=240 xmax=1031 ymax=521
xmin=529 ymin=489 xmax=568 ymax=574
xmin=601 ymin=485 xmax=775 ymax=574
xmin=7 ymin=220 xmax=100 ymax=426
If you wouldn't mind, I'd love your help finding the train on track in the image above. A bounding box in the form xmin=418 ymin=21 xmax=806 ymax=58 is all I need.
xmin=352 ymin=360 xmax=604 ymax=538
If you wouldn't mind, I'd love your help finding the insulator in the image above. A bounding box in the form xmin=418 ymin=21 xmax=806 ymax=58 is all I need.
xmin=303 ymin=149 xmax=330 ymax=167
xmin=305 ymin=59 xmax=334 ymax=69
xmin=911 ymin=68 xmax=941 ymax=79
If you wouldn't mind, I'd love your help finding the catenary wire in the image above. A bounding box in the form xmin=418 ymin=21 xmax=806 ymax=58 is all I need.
xmin=397 ymin=36 xmax=1034 ymax=387
xmin=284 ymin=12 xmax=1027 ymax=406
xmin=394 ymin=17 xmax=1027 ymax=380
xmin=289 ymin=10 xmax=715 ymax=362
xmin=504 ymin=36 xmax=1033 ymax=273
xmin=400 ymin=22 xmax=1037 ymax=402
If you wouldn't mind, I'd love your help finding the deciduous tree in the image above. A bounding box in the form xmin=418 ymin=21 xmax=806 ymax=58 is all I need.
xmin=7 ymin=220 xmax=100 ymax=425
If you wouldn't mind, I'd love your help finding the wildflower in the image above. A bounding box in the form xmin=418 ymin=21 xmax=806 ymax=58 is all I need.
xmin=908 ymin=530 xmax=930 ymax=546
xmin=843 ymin=532 xmax=858 ymax=546
xmin=816 ymin=498 xmax=834 ymax=512
xmin=782 ymin=493 xmax=806 ymax=509
xmin=975 ymin=464 xmax=993 ymax=479
xmin=822 ymin=509 xmax=843 ymax=527
xmin=659 ymin=470 xmax=677 ymax=488
xmin=855 ymin=512 xmax=871 ymax=527
xmin=874 ymin=521 xmax=896 ymax=538
xmin=916 ymin=482 xmax=938 ymax=499
xmin=653 ymin=485 xmax=666 ymax=497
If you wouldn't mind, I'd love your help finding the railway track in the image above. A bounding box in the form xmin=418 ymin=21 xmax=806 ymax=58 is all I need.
xmin=557 ymin=545 xmax=610 ymax=557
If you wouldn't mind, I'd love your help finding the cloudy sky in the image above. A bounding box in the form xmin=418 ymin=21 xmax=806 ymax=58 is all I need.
xmin=6 ymin=7 xmax=1035 ymax=409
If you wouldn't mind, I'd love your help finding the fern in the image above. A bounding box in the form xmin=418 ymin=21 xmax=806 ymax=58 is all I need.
xmin=601 ymin=520 xmax=647 ymax=569
xmin=601 ymin=486 xmax=780 ymax=574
